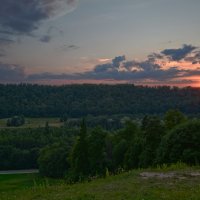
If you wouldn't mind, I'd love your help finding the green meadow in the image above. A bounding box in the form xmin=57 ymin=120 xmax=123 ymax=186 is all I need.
xmin=1 ymin=165 xmax=200 ymax=200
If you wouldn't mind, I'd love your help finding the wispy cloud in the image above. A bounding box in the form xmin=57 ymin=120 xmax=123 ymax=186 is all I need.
xmin=59 ymin=44 xmax=80 ymax=52
xmin=98 ymin=58 xmax=112 ymax=62
xmin=39 ymin=35 xmax=52 ymax=43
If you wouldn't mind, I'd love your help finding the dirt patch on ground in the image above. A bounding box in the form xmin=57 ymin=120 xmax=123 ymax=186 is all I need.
xmin=140 ymin=171 xmax=200 ymax=179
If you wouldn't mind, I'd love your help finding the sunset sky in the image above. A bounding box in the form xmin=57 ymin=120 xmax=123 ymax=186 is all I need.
xmin=0 ymin=0 xmax=200 ymax=86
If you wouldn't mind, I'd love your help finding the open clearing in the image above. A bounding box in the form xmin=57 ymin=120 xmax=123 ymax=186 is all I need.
xmin=0 ymin=118 xmax=63 ymax=129
xmin=0 ymin=169 xmax=39 ymax=175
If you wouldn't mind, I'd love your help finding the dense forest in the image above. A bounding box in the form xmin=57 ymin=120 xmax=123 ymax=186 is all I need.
xmin=1 ymin=84 xmax=200 ymax=181
xmin=1 ymin=110 xmax=200 ymax=181
xmin=0 ymin=84 xmax=200 ymax=118
xmin=0 ymin=126 xmax=78 ymax=170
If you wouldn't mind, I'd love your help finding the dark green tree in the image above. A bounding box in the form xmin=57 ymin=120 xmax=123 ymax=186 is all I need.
xmin=113 ymin=139 xmax=128 ymax=170
xmin=156 ymin=120 xmax=200 ymax=165
xmin=124 ymin=137 xmax=142 ymax=170
xmin=120 ymin=121 xmax=142 ymax=170
xmin=139 ymin=116 xmax=165 ymax=167
xmin=88 ymin=127 xmax=107 ymax=177
xmin=71 ymin=119 xmax=89 ymax=180
xmin=38 ymin=143 xmax=69 ymax=178
xmin=164 ymin=109 xmax=187 ymax=130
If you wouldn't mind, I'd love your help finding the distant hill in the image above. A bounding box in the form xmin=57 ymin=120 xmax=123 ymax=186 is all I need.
xmin=0 ymin=84 xmax=200 ymax=118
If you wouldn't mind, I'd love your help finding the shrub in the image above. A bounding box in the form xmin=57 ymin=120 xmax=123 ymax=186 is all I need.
xmin=7 ymin=116 xmax=25 ymax=127
xmin=156 ymin=120 xmax=200 ymax=165
xmin=38 ymin=143 xmax=70 ymax=178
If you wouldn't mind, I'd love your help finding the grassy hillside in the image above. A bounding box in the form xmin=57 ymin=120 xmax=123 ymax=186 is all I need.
xmin=1 ymin=166 xmax=200 ymax=200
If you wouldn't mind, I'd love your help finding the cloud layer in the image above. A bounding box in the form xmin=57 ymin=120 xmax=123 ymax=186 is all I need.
xmin=1 ymin=44 xmax=200 ymax=86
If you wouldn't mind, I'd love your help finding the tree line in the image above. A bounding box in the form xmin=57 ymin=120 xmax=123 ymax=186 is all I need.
xmin=1 ymin=84 xmax=200 ymax=118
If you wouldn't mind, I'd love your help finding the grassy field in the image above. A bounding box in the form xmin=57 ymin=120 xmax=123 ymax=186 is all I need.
xmin=0 ymin=173 xmax=43 ymax=192
xmin=0 ymin=173 xmax=65 ymax=193
xmin=0 ymin=118 xmax=63 ymax=129
xmin=1 ymin=165 xmax=200 ymax=200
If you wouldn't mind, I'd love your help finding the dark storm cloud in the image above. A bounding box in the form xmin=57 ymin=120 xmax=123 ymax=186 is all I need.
xmin=0 ymin=63 xmax=25 ymax=82
xmin=0 ymin=0 xmax=48 ymax=35
xmin=0 ymin=0 xmax=78 ymax=47
xmin=161 ymin=44 xmax=197 ymax=61
xmin=0 ymin=0 xmax=79 ymax=34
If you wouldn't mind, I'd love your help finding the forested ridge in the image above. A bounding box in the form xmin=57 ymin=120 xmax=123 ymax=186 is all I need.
xmin=0 ymin=84 xmax=200 ymax=118
xmin=1 ymin=84 xmax=200 ymax=180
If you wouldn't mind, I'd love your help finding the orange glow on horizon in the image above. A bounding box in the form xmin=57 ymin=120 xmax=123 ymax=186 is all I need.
xmin=26 ymin=77 xmax=200 ymax=88
xmin=156 ymin=60 xmax=200 ymax=70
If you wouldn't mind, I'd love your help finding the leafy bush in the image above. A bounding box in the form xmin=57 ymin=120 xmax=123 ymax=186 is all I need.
xmin=7 ymin=116 xmax=25 ymax=127
xmin=38 ymin=143 xmax=70 ymax=178
xmin=164 ymin=109 xmax=187 ymax=130
xmin=157 ymin=120 xmax=200 ymax=165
